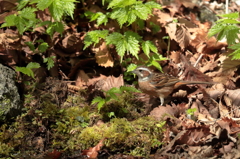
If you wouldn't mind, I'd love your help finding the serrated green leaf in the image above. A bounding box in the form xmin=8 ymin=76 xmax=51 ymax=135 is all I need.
xmin=44 ymin=56 xmax=55 ymax=70
xmin=91 ymin=96 xmax=104 ymax=105
xmin=228 ymin=43 xmax=240 ymax=50
xmin=15 ymin=67 xmax=34 ymax=78
xmin=83 ymin=30 xmax=109 ymax=49
xmin=54 ymin=22 xmax=64 ymax=34
xmin=97 ymin=14 xmax=108 ymax=26
xmin=145 ymin=1 xmax=162 ymax=9
xmin=38 ymin=42 xmax=49 ymax=52
xmin=26 ymin=62 xmax=41 ymax=69
xmin=14 ymin=16 xmax=25 ymax=34
xmin=116 ymin=39 xmax=127 ymax=62
xmin=134 ymin=4 xmax=151 ymax=20
xmin=37 ymin=0 xmax=53 ymax=10
xmin=108 ymin=0 xmax=136 ymax=9
xmin=107 ymin=87 xmax=122 ymax=94
xmin=110 ymin=7 xmax=128 ymax=27
xmin=17 ymin=0 xmax=30 ymax=10
xmin=106 ymin=32 xmax=123 ymax=45
xmin=46 ymin=24 xmax=54 ymax=37
xmin=142 ymin=41 xmax=157 ymax=57
xmin=124 ymin=30 xmax=141 ymax=40
xmin=49 ymin=0 xmax=64 ymax=21
xmin=20 ymin=7 xmax=37 ymax=20
xmin=219 ymin=12 xmax=239 ymax=19
xmin=224 ymin=25 xmax=239 ymax=45
xmin=127 ymin=36 xmax=140 ymax=58
xmin=108 ymin=92 xmax=119 ymax=101
xmin=150 ymin=60 xmax=162 ymax=72
xmin=2 ymin=15 xmax=17 ymax=27
xmin=217 ymin=19 xmax=240 ymax=24
xmin=127 ymin=63 xmax=137 ymax=72
xmin=208 ymin=23 xmax=225 ymax=37
xmin=230 ymin=48 xmax=240 ymax=60
xmin=127 ymin=10 xmax=137 ymax=25
xmin=90 ymin=12 xmax=102 ymax=22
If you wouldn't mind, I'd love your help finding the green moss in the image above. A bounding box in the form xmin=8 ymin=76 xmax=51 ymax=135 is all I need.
xmin=75 ymin=117 xmax=165 ymax=157
xmin=99 ymin=91 xmax=144 ymax=121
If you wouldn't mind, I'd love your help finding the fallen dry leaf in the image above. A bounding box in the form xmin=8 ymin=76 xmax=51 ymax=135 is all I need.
xmin=81 ymin=138 xmax=105 ymax=158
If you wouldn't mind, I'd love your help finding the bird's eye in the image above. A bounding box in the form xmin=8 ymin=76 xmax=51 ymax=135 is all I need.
xmin=139 ymin=70 xmax=143 ymax=72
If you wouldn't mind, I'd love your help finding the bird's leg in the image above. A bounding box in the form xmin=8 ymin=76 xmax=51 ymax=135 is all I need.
xmin=159 ymin=96 xmax=164 ymax=106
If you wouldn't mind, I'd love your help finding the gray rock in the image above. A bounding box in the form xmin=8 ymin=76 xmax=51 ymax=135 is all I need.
xmin=0 ymin=63 xmax=22 ymax=121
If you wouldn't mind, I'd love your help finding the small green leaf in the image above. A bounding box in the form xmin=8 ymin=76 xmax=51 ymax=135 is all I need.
xmin=17 ymin=0 xmax=30 ymax=10
xmin=126 ymin=63 xmax=137 ymax=72
xmin=219 ymin=12 xmax=239 ymax=19
xmin=25 ymin=42 xmax=35 ymax=51
xmin=26 ymin=62 xmax=41 ymax=69
xmin=38 ymin=42 xmax=49 ymax=52
xmin=37 ymin=0 xmax=53 ymax=10
xmin=43 ymin=56 xmax=55 ymax=70
xmin=2 ymin=15 xmax=17 ymax=27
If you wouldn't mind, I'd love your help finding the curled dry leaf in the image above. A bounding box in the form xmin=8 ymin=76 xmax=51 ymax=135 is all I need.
xmin=149 ymin=104 xmax=180 ymax=121
xmin=75 ymin=70 xmax=124 ymax=92
xmin=92 ymin=41 xmax=114 ymax=68
xmin=81 ymin=138 xmax=105 ymax=158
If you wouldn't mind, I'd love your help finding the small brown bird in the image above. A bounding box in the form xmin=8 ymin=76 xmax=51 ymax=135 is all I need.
xmin=132 ymin=66 xmax=213 ymax=105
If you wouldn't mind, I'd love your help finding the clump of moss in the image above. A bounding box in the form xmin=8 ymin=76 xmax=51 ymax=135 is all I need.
xmin=99 ymin=91 xmax=145 ymax=121
xmin=75 ymin=117 xmax=165 ymax=157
